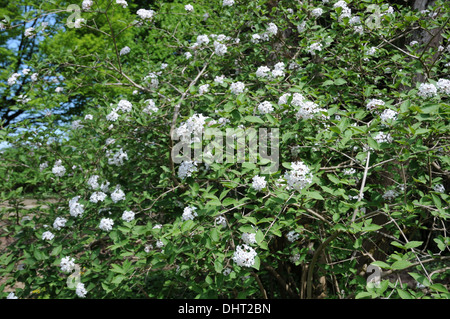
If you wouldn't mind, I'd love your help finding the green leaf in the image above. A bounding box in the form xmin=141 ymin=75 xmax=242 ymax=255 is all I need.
xmin=334 ymin=78 xmax=347 ymax=86
xmin=244 ymin=116 xmax=265 ymax=124
xmin=397 ymin=289 xmax=412 ymax=299
xmin=404 ymin=241 xmax=423 ymax=249
xmin=391 ymin=260 xmax=413 ymax=270
xmin=430 ymin=283 xmax=449 ymax=293
xmin=304 ymin=191 xmax=324 ymax=200
xmin=371 ymin=261 xmax=390 ymax=269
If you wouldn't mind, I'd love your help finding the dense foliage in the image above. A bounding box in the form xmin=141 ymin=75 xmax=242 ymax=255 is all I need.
xmin=1 ymin=0 xmax=449 ymax=299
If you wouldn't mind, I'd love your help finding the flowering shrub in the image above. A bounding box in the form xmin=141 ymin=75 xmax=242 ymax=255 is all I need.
xmin=1 ymin=0 xmax=450 ymax=299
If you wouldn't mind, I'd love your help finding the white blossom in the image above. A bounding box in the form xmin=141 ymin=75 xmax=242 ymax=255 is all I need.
xmin=311 ymin=8 xmax=323 ymax=18
xmin=258 ymin=101 xmax=274 ymax=114
xmin=382 ymin=189 xmax=397 ymax=201
xmin=215 ymin=216 xmax=227 ymax=228
xmin=182 ymin=206 xmax=198 ymax=221
xmin=116 ymin=99 xmax=132 ymax=112
xmin=107 ymin=148 xmax=128 ymax=166
xmin=136 ymin=9 xmax=155 ymax=20
xmin=143 ymin=99 xmax=158 ymax=114
xmin=380 ymin=109 xmax=398 ymax=122
xmin=116 ymin=0 xmax=128 ymax=8
xmin=185 ymin=4 xmax=194 ymax=12
xmin=417 ymin=83 xmax=437 ymax=98
xmin=366 ymin=99 xmax=385 ymax=111
xmin=284 ymin=161 xmax=313 ymax=191
xmin=122 ymin=210 xmax=135 ymax=222
xmin=24 ymin=27 xmax=35 ymax=37
xmin=69 ymin=196 xmax=84 ymax=218
xmin=178 ymin=160 xmax=198 ymax=179
xmin=199 ymin=84 xmax=210 ymax=95
xmin=433 ymin=184 xmax=445 ymax=193
xmin=436 ymin=78 xmax=450 ymax=95
xmin=119 ymin=46 xmax=131 ymax=56
xmin=89 ymin=191 xmax=107 ymax=203
xmin=75 ymin=283 xmax=87 ymax=298
xmin=42 ymin=231 xmax=55 ymax=241
xmin=8 ymin=73 xmax=20 ymax=86
xmin=308 ymin=42 xmax=322 ymax=55
xmin=52 ymin=160 xmax=66 ymax=177
xmin=373 ymin=131 xmax=393 ymax=144
xmin=53 ymin=217 xmax=67 ymax=230
xmin=230 ymin=81 xmax=245 ymax=94
xmin=7 ymin=292 xmax=18 ymax=299
xmin=111 ymin=186 xmax=126 ymax=203
xmin=286 ymin=231 xmax=300 ymax=242
xmin=82 ymin=0 xmax=93 ymax=10
xmin=223 ymin=0 xmax=235 ymax=6
xmin=242 ymin=232 xmax=257 ymax=245
xmin=232 ymin=244 xmax=257 ymax=267
xmin=60 ymin=256 xmax=76 ymax=273
xmin=252 ymin=175 xmax=267 ymax=191
xmin=99 ymin=218 xmax=114 ymax=231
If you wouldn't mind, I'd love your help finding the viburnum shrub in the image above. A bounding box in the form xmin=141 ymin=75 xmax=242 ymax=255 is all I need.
xmin=1 ymin=0 xmax=449 ymax=299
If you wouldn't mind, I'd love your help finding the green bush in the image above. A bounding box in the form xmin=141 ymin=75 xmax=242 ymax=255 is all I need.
xmin=1 ymin=0 xmax=449 ymax=299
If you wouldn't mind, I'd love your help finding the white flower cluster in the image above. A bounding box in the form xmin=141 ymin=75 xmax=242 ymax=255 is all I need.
xmin=286 ymin=231 xmax=300 ymax=242
xmin=433 ymin=184 xmax=445 ymax=193
xmin=24 ymin=27 xmax=35 ymax=38
xmin=53 ymin=217 xmax=67 ymax=230
xmin=242 ymin=232 xmax=257 ymax=245
xmin=230 ymin=81 xmax=246 ymax=94
xmin=143 ymin=99 xmax=159 ymax=114
xmin=199 ymin=84 xmax=210 ymax=95
xmin=382 ymin=189 xmax=398 ymax=201
xmin=143 ymin=72 xmax=160 ymax=89
xmin=111 ymin=185 xmax=126 ymax=203
xmin=256 ymin=62 xmax=285 ymax=80
xmin=89 ymin=191 xmax=107 ymax=203
xmin=87 ymin=175 xmax=100 ymax=189
xmin=333 ymin=0 xmax=352 ymax=21
xmin=60 ymin=256 xmax=76 ymax=273
xmin=284 ymin=161 xmax=313 ymax=191
xmin=257 ymin=101 xmax=274 ymax=114
xmin=119 ymin=46 xmax=130 ymax=56
xmin=82 ymin=0 xmax=93 ymax=10
xmin=75 ymin=283 xmax=87 ymax=298
xmin=308 ymin=42 xmax=322 ymax=55
xmin=99 ymin=218 xmax=114 ymax=231
xmin=223 ymin=0 xmax=235 ymax=6
xmin=182 ymin=206 xmax=198 ymax=221
xmin=122 ymin=210 xmax=135 ymax=222
xmin=380 ymin=109 xmax=398 ymax=122
xmin=7 ymin=73 xmax=21 ymax=86
xmin=176 ymin=113 xmax=208 ymax=141
xmin=116 ymin=0 xmax=128 ymax=8
xmin=417 ymin=83 xmax=437 ymax=98
xmin=106 ymin=148 xmax=128 ymax=166
xmin=215 ymin=216 xmax=227 ymax=228
xmin=250 ymin=22 xmax=278 ymax=43
xmin=279 ymin=92 xmax=326 ymax=120
xmin=252 ymin=175 xmax=267 ymax=191
xmin=436 ymin=78 xmax=450 ymax=95
xmin=42 ymin=231 xmax=55 ymax=241
xmin=178 ymin=160 xmax=198 ymax=179
xmin=52 ymin=160 xmax=66 ymax=177
xmin=232 ymin=244 xmax=257 ymax=267
xmin=366 ymin=99 xmax=385 ymax=111
xmin=311 ymin=8 xmax=323 ymax=18
xmin=69 ymin=196 xmax=84 ymax=218
xmin=373 ymin=131 xmax=393 ymax=144
xmin=137 ymin=9 xmax=156 ymax=20
xmin=185 ymin=4 xmax=194 ymax=12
